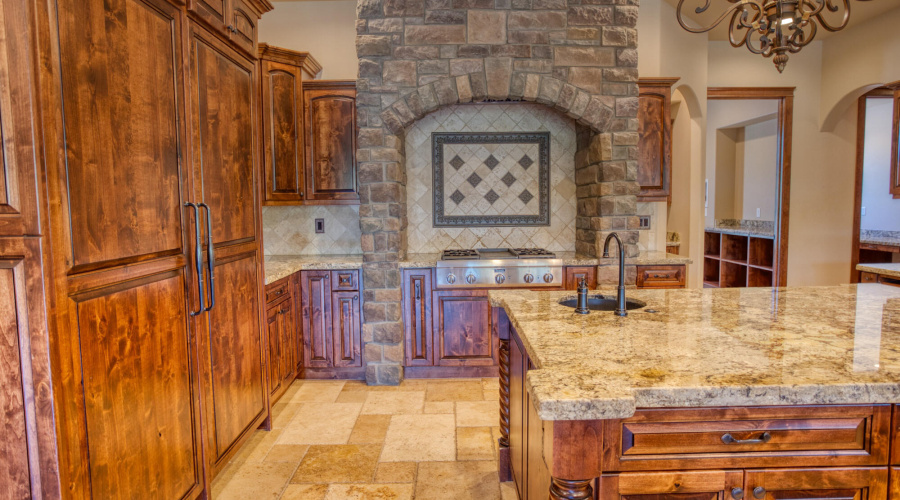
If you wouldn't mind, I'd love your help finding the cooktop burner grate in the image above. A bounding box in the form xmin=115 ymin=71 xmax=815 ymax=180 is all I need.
xmin=440 ymin=248 xmax=556 ymax=260
xmin=441 ymin=249 xmax=479 ymax=260
xmin=511 ymin=248 xmax=556 ymax=258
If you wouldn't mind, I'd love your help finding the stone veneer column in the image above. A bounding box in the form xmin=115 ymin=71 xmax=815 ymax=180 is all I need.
xmin=356 ymin=0 xmax=640 ymax=384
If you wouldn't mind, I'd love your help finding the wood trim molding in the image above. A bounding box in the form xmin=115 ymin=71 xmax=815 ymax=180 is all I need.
xmin=258 ymin=43 xmax=322 ymax=78
xmin=637 ymin=77 xmax=680 ymax=87
xmin=708 ymin=87 xmax=796 ymax=99
xmin=706 ymin=87 xmax=793 ymax=286
xmin=302 ymin=79 xmax=357 ymax=90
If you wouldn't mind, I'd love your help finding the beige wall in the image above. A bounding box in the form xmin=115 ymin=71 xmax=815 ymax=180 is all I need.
xmin=740 ymin=119 xmax=777 ymax=221
xmin=259 ymin=0 xmax=358 ymax=80
xmin=860 ymin=97 xmax=900 ymax=231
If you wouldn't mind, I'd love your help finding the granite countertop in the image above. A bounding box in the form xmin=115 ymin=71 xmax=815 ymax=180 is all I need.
xmin=861 ymin=237 xmax=900 ymax=247
xmin=857 ymin=263 xmax=900 ymax=279
xmin=264 ymin=254 xmax=363 ymax=284
xmin=399 ymin=251 xmax=691 ymax=268
xmin=705 ymin=226 xmax=775 ymax=238
xmin=489 ymin=284 xmax=900 ymax=421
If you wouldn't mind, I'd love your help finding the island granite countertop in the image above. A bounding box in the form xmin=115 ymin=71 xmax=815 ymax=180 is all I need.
xmin=489 ymin=284 xmax=900 ymax=421
xmin=857 ymin=263 xmax=900 ymax=279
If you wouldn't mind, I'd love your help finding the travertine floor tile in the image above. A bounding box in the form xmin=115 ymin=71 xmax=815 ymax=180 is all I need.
xmin=324 ymin=484 xmax=414 ymax=500
xmin=423 ymin=401 xmax=455 ymax=414
xmin=230 ymin=428 xmax=283 ymax=463
xmin=335 ymin=390 xmax=368 ymax=403
xmin=500 ymin=481 xmax=518 ymax=500
xmin=278 ymin=403 xmax=362 ymax=445
xmin=265 ymin=444 xmax=310 ymax=463
xmin=374 ymin=462 xmax=417 ymax=483
xmin=457 ymin=427 xmax=495 ymax=460
xmin=288 ymin=381 xmax=346 ymax=403
xmin=414 ymin=461 xmax=501 ymax=500
xmin=482 ymin=378 xmax=501 ymax=391
xmin=457 ymin=400 xmax=500 ymax=427
xmin=271 ymin=403 xmax=302 ymax=429
xmin=280 ymin=484 xmax=327 ymax=500
xmin=483 ymin=389 xmax=501 ymax=401
xmin=397 ymin=379 xmax=430 ymax=391
xmin=348 ymin=414 xmax=392 ymax=444
xmin=380 ymin=414 xmax=456 ymax=462
xmin=291 ymin=444 xmax=381 ymax=484
xmin=425 ymin=380 xmax=484 ymax=402
xmin=361 ymin=391 xmax=425 ymax=415
xmin=213 ymin=461 xmax=298 ymax=500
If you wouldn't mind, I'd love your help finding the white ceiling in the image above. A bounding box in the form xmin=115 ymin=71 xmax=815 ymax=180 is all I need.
xmin=663 ymin=0 xmax=899 ymax=41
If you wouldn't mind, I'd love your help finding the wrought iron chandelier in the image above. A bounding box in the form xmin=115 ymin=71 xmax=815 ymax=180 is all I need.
xmin=676 ymin=0 xmax=869 ymax=73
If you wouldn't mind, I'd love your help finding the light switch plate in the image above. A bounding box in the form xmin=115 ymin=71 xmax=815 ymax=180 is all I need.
xmin=638 ymin=215 xmax=651 ymax=229
xmin=315 ymin=218 xmax=325 ymax=233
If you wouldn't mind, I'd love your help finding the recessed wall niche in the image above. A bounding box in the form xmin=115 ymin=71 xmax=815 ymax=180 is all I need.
xmin=405 ymin=103 xmax=576 ymax=254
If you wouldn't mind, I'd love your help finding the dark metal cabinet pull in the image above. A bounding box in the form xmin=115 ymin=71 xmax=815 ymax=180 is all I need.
xmin=199 ymin=203 xmax=216 ymax=312
xmin=414 ymin=281 xmax=421 ymax=300
xmin=185 ymin=203 xmax=205 ymax=316
xmin=731 ymin=488 xmax=744 ymax=500
xmin=721 ymin=431 xmax=771 ymax=445
xmin=752 ymin=487 xmax=766 ymax=499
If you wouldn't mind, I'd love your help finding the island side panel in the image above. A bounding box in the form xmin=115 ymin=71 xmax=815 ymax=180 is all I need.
xmin=496 ymin=306 xmax=512 ymax=482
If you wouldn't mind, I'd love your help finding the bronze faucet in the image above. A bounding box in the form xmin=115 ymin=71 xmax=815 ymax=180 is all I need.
xmin=602 ymin=232 xmax=628 ymax=317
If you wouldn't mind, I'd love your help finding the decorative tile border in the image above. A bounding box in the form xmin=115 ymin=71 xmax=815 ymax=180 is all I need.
xmin=432 ymin=132 xmax=550 ymax=227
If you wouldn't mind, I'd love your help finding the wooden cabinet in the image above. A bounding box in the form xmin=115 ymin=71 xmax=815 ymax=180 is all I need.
xmin=258 ymin=44 xmax=321 ymax=205
xmin=860 ymin=271 xmax=900 ymax=288
xmin=299 ymin=269 xmax=363 ymax=378
xmin=402 ymin=269 xmax=434 ymax=367
xmin=637 ymin=78 xmax=678 ymax=202
xmin=188 ymin=24 xmax=268 ymax=478
xmin=636 ymin=265 xmax=686 ymax=289
xmin=188 ymin=0 xmax=266 ymax=57
xmin=266 ymin=277 xmax=297 ymax=404
xmin=598 ymin=471 xmax=743 ymax=499
xmin=704 ymin=231 xmax=775 ymax=288
xmin=743 ymin=468 xmax=887 ymax=499
xmin=564 ymin=266 xmax=597 ymax=290
xmin=432 ymin=289 xmax=495 ymax=367
xmin=303 ymin=81 xmax=358 ymax=203
xmin=890 ymin=84 xmax=900 ymax=199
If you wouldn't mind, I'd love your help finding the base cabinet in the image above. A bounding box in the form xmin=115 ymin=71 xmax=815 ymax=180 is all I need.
xmin=599 ymin=471 xmax=743 ymax=500
xmin=432 ymin=289 xmax=495 ymax=367
xmin=265 ymin=279 xmax=298 ymax=405
xmin=743 ymin=468 xmax=887 ymax=500
xmin=299 ymin=270 xmax=363 ymax=378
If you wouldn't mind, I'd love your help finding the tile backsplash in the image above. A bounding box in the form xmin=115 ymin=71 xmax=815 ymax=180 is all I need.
xmin=405 ymin=103 xmax=576 ymax=254
xmin=263 ymin=205 xmax=362 ymax=256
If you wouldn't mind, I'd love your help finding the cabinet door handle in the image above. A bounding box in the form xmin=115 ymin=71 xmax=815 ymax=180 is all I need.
xmin=353 ymin=295 xmax=358 ymax=300
xmin=731 ymin=488 xmax=744 ymax=500
xmin=185 ymin=203 xmax=205 ymax=316
xmin=752 ymin=487 xmax=766 ymax=499
xmin=721 ymin=432 xmax=771 ymax=445
xmin=414 ymin=281 xmax=421 ymax=300
xmin=199 ymin=203 xmax=216 ymax=312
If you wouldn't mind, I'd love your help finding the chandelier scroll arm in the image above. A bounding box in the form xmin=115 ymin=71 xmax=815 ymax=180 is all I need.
xmin=676 ymin=0 xmax=750 ymax=34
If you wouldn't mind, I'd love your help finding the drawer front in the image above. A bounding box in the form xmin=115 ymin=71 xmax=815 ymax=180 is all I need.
xmin=636 ymin=265 xmax=685 ymax=288
xmin=332 ymin=270 xmax=359 ymax=291
xmin=266 ymin=278 xmax=291 ymax=304
xmin=604 ymin=405 xmax=891 ymax=471
xmin=860 ymin=272 xmax=879 ymax=284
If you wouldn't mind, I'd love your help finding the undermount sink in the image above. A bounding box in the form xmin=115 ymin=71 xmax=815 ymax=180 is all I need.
xmin=558 ymin=295 xmax=647 ymax=312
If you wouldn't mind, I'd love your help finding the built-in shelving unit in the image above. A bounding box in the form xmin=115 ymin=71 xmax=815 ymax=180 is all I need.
xmin=703 ymin=231 xmax=775 ymax=288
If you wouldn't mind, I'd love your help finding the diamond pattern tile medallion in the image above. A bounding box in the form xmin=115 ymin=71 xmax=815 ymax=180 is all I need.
xmin=518 ymin=154 xmax=534 ymax=170
xmin=518 ymin=189 xmax=534 ymax=205
xmin=449 ymin=155 xmax=465 ymax=170
xmin=501 ymin=172 xmax=516 ymax=188
xmin=484 ymin=189 xmax=499 ymax=205
xmin=466 ymin=172 xmax=482 ymax=188
xmin=450 ymin=189 xmax=465 ymax=205
xmin=484 ymin=154 xmax=499 ymax=170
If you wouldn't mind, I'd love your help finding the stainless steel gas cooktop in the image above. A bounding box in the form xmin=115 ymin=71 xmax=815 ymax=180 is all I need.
xmin=435 ymin=248 xmax=562 ymax=288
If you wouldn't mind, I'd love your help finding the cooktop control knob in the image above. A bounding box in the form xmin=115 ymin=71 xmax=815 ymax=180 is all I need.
xmin=495 ymin=274 xmax=505 ymax=284
xmin=543 ymin=273 xmax=554 ymax=283
xmin=523 ymin=273 xmax=534 ymax=283
xmin=446 ymin=273 xmax=456 ymax=284
xmin=466 ymin=274 xmax=477 ymax=284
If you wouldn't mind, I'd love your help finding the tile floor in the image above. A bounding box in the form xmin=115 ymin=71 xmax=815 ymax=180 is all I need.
xmin=211 ymin=378 xmax=519 ymax=500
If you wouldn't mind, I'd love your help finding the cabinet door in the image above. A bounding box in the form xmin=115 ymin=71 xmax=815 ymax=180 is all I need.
xmin=303 ymin=82 xmax=358 ymax=203
xmin=229 ymin=0 xmax=258 ymax=56
xmin=266 ymin=303 xmax=284 ymax=397
xmin=637 ymin=78 xmax=676 ymax=202
xmin=599 ymin=471 xmax=744 ymax=500
xmin=261 ymin=59 xmax=304 ymax=204
xmin=189 ymin=24 xmax=267 ymax=475
xmin=402 ymin=269 xmax=433 ymax=366
xmin=432 ymin=289 xmax=495 ymax=367
xmin=563 ymin=266 xmax=597 ymax=290
xmin=744 ymin=468 xmax=888 ymax=500
xmin=267 ymin=298 xmax=295 ymax=403
xmin=49 ymin=0 xmax=204 ymax=497
xmin=891 ymin=86 xmax=900 ymax=199
xmin=301 ymin=271 xmax=333 ymax=368
xmin=509 ymin=331 xmax=527 ymax=499
xmin=188 ymin=0 xmax=228 ymax=36
xmin=331 ymin=291 xmax=361 ymax=368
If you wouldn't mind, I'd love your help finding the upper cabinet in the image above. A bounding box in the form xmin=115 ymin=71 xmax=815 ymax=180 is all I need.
xmin=890 ymin=83 xmax=900 ymax=198
xmin=637 ymin=77 xmax=678 ymax=202
xmin=187 ymin=0 xmax=270 ymax=57
xmin=303 ymin=81 xmax=359 ymax=204
xmin=258 ymin=44 xmax=322 ymax=205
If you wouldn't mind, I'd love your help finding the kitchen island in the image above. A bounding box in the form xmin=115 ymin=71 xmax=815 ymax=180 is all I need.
xmin=489 ymin=284 xmax=900 ymax=499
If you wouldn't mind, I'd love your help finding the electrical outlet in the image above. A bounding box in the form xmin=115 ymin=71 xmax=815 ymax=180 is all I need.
xmin=638 ymin=215 xmax=651 ymax=229
xmin=315 ymin=218 xmax=325 ymax=233
xmin=861 ymin=206 xmax=866 ymax=216
xmin=756 ymin=208 xmax=761 ymax=218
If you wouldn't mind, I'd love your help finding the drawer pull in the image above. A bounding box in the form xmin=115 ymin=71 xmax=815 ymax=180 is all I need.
xmin=721 ymin=431 xmax=771 ymax=445
xmin=731 ymin=488 xmax=744 ymax=500
xmin=752 ymin=487 xmax=766 ymax=499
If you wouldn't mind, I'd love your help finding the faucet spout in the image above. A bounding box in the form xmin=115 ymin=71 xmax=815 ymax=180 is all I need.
xmin=602 ymin=233 xmax=628 ymax=317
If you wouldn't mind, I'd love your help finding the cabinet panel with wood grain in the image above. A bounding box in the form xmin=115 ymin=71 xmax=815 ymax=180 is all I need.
xmin=303 ymin=81 xmax=358 ymax=203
